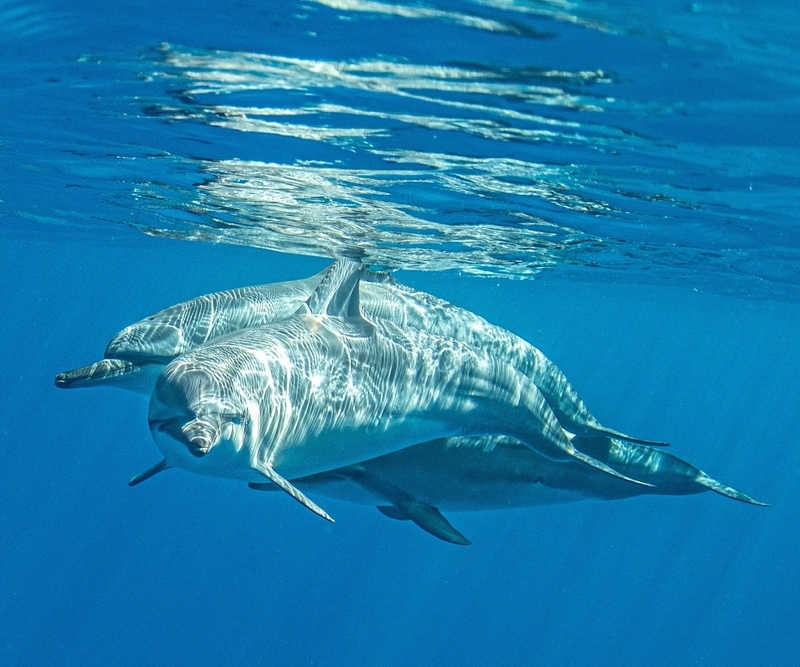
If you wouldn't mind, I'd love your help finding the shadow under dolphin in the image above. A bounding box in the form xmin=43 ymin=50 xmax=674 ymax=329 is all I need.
xmin=246 ymin=435 xmax=765 ymax=545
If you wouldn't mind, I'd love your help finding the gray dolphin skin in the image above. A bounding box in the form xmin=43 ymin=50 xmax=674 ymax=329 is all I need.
xmin=57 ymin=258 xmax=763 ymax=538
xmin=249 ymin=435 xmax=764 ymax=545
xmin=54 ymin=269 xmax=328 ymax=393
xmin=55 ymin=263 xmax=663 ymax=446
xmin=146 ymin=260 xmax=651 ymax=521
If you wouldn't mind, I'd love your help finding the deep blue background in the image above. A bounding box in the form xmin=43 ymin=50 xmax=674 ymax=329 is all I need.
xmin=1 ymin=234 xmax=797 ymax=666
xmin=2 ymin=1 xmax=799 ymax=665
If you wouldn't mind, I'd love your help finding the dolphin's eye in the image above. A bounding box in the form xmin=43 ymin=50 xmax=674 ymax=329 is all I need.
xmin=220 ymin=413 xmax=244 ymax=426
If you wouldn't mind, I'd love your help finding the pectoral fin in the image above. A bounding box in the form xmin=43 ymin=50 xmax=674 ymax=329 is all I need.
xmin=570 ymin=449 xmax=653 ymax=487
xmin=128 ymin=459 xmax=170 ymax=487
xmin=254 ymin=463 xmax=334 ymax=523
xmin=591 ymin=426 xmax=670 ymax=447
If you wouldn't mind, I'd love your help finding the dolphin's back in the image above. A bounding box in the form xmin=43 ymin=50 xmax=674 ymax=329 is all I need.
xmin=59 ymin=264 xmax=663 ymax=446
xmin=105 ymin=271 xmax=326 ymax=362
xmin=157 ymin=308 xmax=583 ymax=483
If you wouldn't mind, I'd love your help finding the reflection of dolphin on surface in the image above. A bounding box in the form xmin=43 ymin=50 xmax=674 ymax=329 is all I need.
xmin=249 ymin=435 xmax=765 ymax=545
xmin=146 ymin=260 xmax=652 ymax=521
xmin=55 ymin=263 xmax=663 ymax=446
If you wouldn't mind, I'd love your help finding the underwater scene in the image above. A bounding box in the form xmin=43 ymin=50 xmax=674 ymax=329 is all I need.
xmin=1 ymin=1 xmax=799 ymax=665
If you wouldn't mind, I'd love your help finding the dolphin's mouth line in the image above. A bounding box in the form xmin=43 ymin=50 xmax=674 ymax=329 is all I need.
xmin=151 ymin=417 xmax=213 ymax=458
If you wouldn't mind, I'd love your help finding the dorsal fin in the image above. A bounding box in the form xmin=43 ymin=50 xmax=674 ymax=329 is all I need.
xmin=397 ymin=501 xmax=472 ymax=546
xmin=296 ymin=258 xmax=374 ymax=337
xmin=376 ymin=505 xmax=411 ymax=521
xmin=346 ymin=467 xmax=472 ymax=545
xmin=301 ymin=258 xmax=364 ymax=317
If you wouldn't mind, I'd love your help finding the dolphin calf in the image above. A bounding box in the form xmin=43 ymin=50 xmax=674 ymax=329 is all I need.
xmin=146 ymin=260 xmax=651 ymax=521
xmin=249 ymin=435 xmax=764 ymax=545
xmin=56 ymin=263 xmax=663 ymax=446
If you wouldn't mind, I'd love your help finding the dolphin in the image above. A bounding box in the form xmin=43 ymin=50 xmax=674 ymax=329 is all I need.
xmin=146 ymin=260 xmax=652 ymax=521
xmin=55 ymin=269 xmax=328 ymax=393
xmin=248 ymin=435 xmax=765 ymax=545
xmin=55 ymin=263 xmax=664 ymax=446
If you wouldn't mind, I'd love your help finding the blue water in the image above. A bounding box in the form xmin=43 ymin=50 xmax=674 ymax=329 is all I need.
xmin=1 ymin=1 xmax=799 ymax=665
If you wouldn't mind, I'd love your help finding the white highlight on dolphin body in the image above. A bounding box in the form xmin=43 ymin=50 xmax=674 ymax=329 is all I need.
xmin=146 ymin=260 xmax=650 ymax=520
xmin=56 ymin=263 xmax=664 ymax=446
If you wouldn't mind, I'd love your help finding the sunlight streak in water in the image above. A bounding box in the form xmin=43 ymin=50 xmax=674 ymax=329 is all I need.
xmin=132 ymin=157 xmax=602 ymax=275
xmin=161 ymin=49 xmax=609 ymax=113
xmin=314 ymin=0 xmax=614 ymax=34
xmin=121 ymin=40 xmax=800 ymax=290
xmin=314 ymin=0 xmax=519 ymax=33
xmin=1 ymin=0 xmax=797 ymax=297
xmin=127 ymin=44 xmax=623 ymax=273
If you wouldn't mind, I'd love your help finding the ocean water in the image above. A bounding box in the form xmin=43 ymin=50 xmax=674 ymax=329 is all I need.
xmin=1 ymin=1 xmax=799 ymax=665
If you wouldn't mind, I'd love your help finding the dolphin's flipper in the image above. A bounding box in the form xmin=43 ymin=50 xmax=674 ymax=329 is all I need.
xmin=589 ymin=427 xmax=670 ymax=447
xmin=248 ymin=482 xmax=277 ymax=492
xmin=254 ymin=462 xmax=335 ymax=523
xmin=568 ymin=448 xmax=653 ymax=487
xmin=376 ymin=505 xmax=411 ymax=520
xmin=129 ymin=458 xmax=171 ymax=486
xmin=342 ymin=465 xmax=471 ymax=545
xmin=376 ymin=503 xmax=470 ymax=545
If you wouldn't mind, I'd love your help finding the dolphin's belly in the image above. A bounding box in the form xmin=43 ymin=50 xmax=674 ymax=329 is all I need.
xmin=269 ymin=416 xmax=458 ymax=480
xmin=297 ymin=475 xmax=590 ymax=511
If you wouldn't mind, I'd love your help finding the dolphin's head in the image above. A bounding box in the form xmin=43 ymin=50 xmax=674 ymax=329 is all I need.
xmin=106 ymin=321 xmax=186 ymax=364
xmin=148 ymin=353 xmax=255 ymax=476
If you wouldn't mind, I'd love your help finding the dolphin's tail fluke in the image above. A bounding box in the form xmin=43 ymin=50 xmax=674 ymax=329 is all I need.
xmin=573 ymin=436 xmax=767 ymax=505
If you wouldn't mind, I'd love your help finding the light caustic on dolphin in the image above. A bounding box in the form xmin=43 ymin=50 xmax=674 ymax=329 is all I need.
xmin=145 ymin=260 xmax=654 ymax=521
xmin=56 ymin=263 xmax=665 ymax=447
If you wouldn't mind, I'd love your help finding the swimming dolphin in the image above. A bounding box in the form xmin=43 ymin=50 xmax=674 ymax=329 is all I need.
xmin=55 ymin=263 xmax=664 ymax=446
xmin=248 ymin=435 xmax=764 ymax=544
xmin=147 ymin=260 xmax=651 ymax=521
xmin=55 ymin=268 xmax=329 ymax=393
